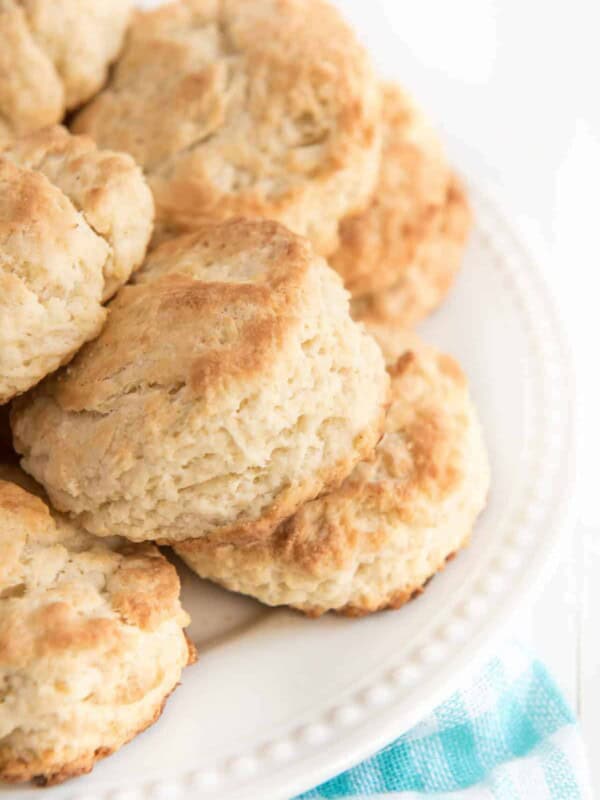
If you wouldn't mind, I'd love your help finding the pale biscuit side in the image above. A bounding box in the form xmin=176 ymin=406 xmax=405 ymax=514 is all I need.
xmin=176 ymin=325 xmax=490 ymax=615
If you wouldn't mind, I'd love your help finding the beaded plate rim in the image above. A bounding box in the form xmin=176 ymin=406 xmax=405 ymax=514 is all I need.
xmin=176 ymin=182 xmax=575 ymax=800
xmin=6 ymin=180 xmax=575 ymax=800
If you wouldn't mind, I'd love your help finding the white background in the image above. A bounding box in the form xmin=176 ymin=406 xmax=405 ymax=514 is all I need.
xmin=334 ymin=0 xmax=600 ymax=793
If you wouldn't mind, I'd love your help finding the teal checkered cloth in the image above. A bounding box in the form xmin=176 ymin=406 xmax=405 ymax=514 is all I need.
xmin=297 ymin=644 xmax=591 ymax=800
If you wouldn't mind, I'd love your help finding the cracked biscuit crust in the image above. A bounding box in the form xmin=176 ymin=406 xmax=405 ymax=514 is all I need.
xmin=0 ymin=480 xmax=194 ymax=786
xmin=329 ymin=84 xmax=472 ymax=325
xmin=0 ymin=126 xmax=154 ymax=403
xmin=3 ymin=125 xmax=154 ymax=300
xmin=0 ymin=0 xmax=133 ymax=145
xmin=175 ymin=323 xmax=490 ymax=616
xmin=73 ymin=0 xmax=381 ymax=256
xmin=12 ymin=219 xmax=389 ymax=544
xmin=0 ymin=156 xmax=107 ymax=403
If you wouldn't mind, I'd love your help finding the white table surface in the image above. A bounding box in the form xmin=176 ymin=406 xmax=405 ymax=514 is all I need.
xmin=333 ymin=0 xmax=600 ymax=793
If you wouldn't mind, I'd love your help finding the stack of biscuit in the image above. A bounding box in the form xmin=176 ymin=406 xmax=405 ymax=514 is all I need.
xmin=0 ymin=0 xmax=490 ymax=787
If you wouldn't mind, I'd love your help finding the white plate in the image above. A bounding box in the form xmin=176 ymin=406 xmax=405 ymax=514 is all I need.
xmin=4 ymin=178 xmax=575 ymax=800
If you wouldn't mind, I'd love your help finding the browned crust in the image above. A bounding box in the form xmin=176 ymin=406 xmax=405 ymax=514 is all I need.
xmin=247 ymin=348 xmax=465 ymax=566
xmin=0 ymin=631 xmax=197 ymax=787
xmin=176 ymin=340 xmax=467 ymax=562
xmin=0 ymin=690 xmax=174 ymax=786
xmin=72 ymin=0 xmax=381 ymax=254
xmin=108 ymin=545 xmax=185 ymax=631
xmin=191 ymin=541 xmax=468 ymax=621
xmin=30 ymin=219 xmax=314 ymax=413
xmin=171 ymin=403 xmax=387 ymax=549
xmin=0 ymin=478 xmax=194 ymax=787
xmin=185 ymin=631 xmax=198 ymax=666
xmin=330 ymin=84 xmax=446 ymax=294
xmin=329 ymin=82 xmax=472 ymax=326
xmin=350 ymin=175 xmax=472 ymax=325
xmin=0 ymin=0 xmax=64 ymax=144
xmin=336 ymin=545 xmax=465 ymax=617
xmin=0 ymin=477 xmax=52 ymax=528
xmin=303 ymin=545 xmax=466 ymax=619
xmin=0 ymin=481 xmax=188 ymax=665
xmin=0 ymin=603 xmax=122 ymax=668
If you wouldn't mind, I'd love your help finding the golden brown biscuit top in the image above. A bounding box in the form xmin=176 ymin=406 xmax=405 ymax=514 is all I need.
xmin=0 ymin=0 xmax=64 ymax=144
xmin=0 ymin=157 xmax=64 ymax=248
xmin=78 ymin=0 xmax=377 ymax=169
xmin=16 ymin=0 xmax=133 ymax=108
xmin=2 ymin=124 xmax=155 ymax=301
xmin=330 ymin=83 xmax=451 ymax=298
xmin=3 ymin=124 xmax=141 ymax=202
xmin=0 ymin=156 xmax=109 ymax=298
xmin=26 ymin=219 xmax=322 ymax=413
xmin=73 ymin=0 xmax=380 ymax=237
xmin=0 ymin=0 xmax=133 ymax=145
xmin=0 ymin=480 xmax=185 ymax=668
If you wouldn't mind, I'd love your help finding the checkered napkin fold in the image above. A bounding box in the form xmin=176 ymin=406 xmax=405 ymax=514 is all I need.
xmin=297 ymin=643 xmax=591 ymax=800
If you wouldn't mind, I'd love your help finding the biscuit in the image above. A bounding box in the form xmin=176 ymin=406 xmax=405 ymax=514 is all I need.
xmin=73 ymin=0 xmax=382 ymax=256
xmin=0 ymin=126 xmax=154 ymax=403
xmin=12 ymin=219 xmax=389 ymax=544
xmin=0 ymin=0 xmax=133 ymax=145
xmin=329 ymin=84 xmax=472 ymax=325
xmin=0 ymin=480 xmax=194 ymax=786
xmin=3 ymin=125 xmax=154 ymax=300
xmin=175 ymin=323 xmax=490 ymax=616
xmin=0 ymin=157 xmax=108 ymax=403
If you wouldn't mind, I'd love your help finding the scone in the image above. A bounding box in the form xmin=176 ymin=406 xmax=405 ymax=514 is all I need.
xmin=0 ymin=480 xmax=195 ymax=786
xmin=2 ymin=125 xmax=154 ymax=300
xmin=175 ymin=323 xmax=490 ymax=616
xmin=73 ymin=0 xmax=382 ymax=256
xmin=0 ymin=126 xmax=154 ymax=404
xmin=12 ymin=219 xmax=389 ymax=544
xmin=0 ymin=0 xmax=133 ymax=145
xmin=330 ymin=84 xmax=472 ymax=325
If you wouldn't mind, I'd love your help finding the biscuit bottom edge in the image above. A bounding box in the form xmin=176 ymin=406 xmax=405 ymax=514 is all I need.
xmin=0 ymin=690 xmax=175 ymax=787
